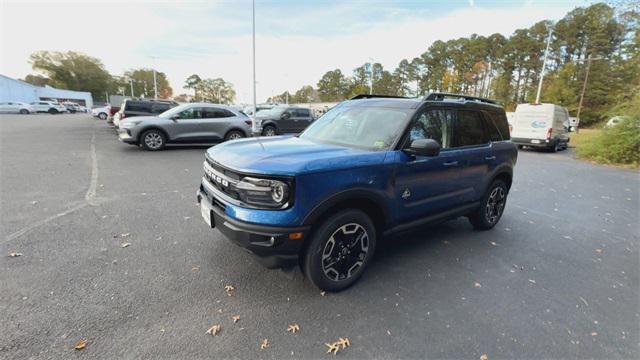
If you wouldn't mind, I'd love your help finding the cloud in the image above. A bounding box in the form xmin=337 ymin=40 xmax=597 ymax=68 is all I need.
xmin=2 ymin=0 xmax=581 ymax=103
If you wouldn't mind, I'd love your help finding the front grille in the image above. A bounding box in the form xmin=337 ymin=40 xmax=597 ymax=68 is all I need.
xmin=203 ymin=159 xmax=242 ymax=201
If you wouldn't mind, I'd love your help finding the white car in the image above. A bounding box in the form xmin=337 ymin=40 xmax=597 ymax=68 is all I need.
xmin=0 ymin=101 xmax=36 ymax=114
xmin=511 ymin=103 xmax=571 ymax=152
xmin=92 ymin=105 xmax=111 ymax=120
xmin=30 ymin=101 xmax=68 ymax=114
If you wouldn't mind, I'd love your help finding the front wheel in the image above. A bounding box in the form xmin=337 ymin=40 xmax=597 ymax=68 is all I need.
xmin=98 ymin=112 xmax=108 ymax=120
xmin=262 ymin=125 xmax=277 ymax=136
xmin=140 ymin=129 xmax=166 ymax=151
xmin=468 ymin=180 xmax=508 ymax=230
xmin=48 ymin=108 xmax=58 ymax=114
xmin=302 ymin=209 xmax=376 ymax=292
xmin=19 ymin=109 xmax=29 ymax=114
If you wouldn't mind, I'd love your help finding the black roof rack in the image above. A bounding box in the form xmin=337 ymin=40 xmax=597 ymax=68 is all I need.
xmin=423 ymin=92 xmax=497 ymax=105
xmin=350 ymin=94 xmax=411 ymax=100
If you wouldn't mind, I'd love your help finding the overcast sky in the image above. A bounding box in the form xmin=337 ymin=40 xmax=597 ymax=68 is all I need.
xmin=1 ymin=0 xmax=594 ymax=103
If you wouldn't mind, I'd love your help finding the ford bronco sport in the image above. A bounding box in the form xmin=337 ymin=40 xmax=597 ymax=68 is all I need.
xmin=197 ymin=93 xmax=517 ymax=291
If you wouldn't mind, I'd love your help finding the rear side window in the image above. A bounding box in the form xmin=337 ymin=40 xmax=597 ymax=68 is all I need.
xmin=126 ymin=102 xmax=151 ymax=112
xmin=296 ymin=108 xmax=311 ymax=117
xmin=202 ymin=108 xmax=235 ymax=118
xmin=489 ymin=111 xmax=510 ymax=140
xmin=151 ymin=103 xmax=171 ymax=113
xmin=451 ymin=111 xmax=488 ymax=148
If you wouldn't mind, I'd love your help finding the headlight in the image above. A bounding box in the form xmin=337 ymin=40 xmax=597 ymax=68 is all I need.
xmin=235 ymin=176 xmax=290 ymax=208
xmin=121 ymin=121 xmax=141 ymax=128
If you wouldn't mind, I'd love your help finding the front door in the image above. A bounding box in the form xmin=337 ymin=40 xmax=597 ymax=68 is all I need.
xmin=168 ymin=107 xmax=205 ymax=142
xmin=394 ymin=107 xmax=467 ymax=225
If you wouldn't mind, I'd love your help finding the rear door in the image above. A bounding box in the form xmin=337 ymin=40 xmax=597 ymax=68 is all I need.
xmin=394 ymin=107 xmax=467 ymax=224
xmin=449 ymin=110 xmax=492 ymax=204
xmin=292 ymin=108 xmax=313 ymax=133
xmin=200 ymin=107 xmax=237 ymax=141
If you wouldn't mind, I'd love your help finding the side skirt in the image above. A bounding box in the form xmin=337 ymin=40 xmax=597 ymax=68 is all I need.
xmin=384 ymin=202 xmax=480 ymax=235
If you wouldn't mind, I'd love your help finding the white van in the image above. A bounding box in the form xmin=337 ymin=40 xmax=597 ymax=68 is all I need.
xmin=511 ymin=103 xmax=570 ymax=152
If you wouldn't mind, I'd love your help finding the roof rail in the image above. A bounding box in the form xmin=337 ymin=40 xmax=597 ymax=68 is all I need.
xmin=350 ymin=94 xmax=411 ymax=100
xmin=424 ymin=92 xmax=497 ymax=105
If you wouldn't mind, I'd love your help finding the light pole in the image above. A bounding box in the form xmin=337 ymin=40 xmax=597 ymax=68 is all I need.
xmin=535 ymin=26 xmax=553 ymax=104
xmin=130 ymin=79 xmax=135 ymax=98
xmin=251 ymin=0 xmax=258 ymax=135
xmin=151 ymin=56 xmax=158 ymax=99
xmin=368 ymin=57 xmax=374 ymax=95
xmin=576 ymin=54 xmax=603 ymax=121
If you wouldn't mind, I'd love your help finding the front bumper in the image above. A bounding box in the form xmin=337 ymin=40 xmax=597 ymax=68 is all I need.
xmin=197 ymin=184 xmax=309 ymax=268
xmin=512 ymin=137 xmax=555 ymax=148
xmin=117 ymin=128 xmax=137 ymax=144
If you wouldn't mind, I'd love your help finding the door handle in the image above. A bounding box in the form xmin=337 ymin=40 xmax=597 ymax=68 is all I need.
xmin=485 ymin=156 xmax=496 ymax=161
xmin=443 ymin=161 xmax=459 ymax=166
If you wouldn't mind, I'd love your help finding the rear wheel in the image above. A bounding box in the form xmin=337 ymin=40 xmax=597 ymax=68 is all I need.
xmin=262 ymin=125 xmax=277 ymax=136
xmin=302 ymin=209 xmax=376 ymax=292
xmin=140 ymin=129 xmax=166 ymax=151
xmin=98 ymin=112 xmax=108 ymax=120
xmin=48 ymin=108 xmax=58 ymax=114
xmin=224 ymin=130 xmax=245 ymax=141
xmin=19 ymin=109 xmax=29 ymax=114
xmin=468 ymin=180 xmax=508 ymax=230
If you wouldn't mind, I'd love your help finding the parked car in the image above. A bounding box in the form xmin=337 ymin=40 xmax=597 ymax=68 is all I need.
xmin=92 ymin=105 xmax=111 ymax=120
xmin=197 ymin=93 xmax=517 ymax=291
xmin=118 ymin=102 xmax=252 ymax=150
xmin=605 ymin=116 xmax=625 ymax=128
xmin=30 ymin=101 xmax=67 ymax=114
xmin=242 ymin=104 xmax=275 ymax=118
xmin=115 ymin=99 xmax=179 ymax=125
xmin=62 ymin=102 xmax=81 ymax=113
xmin=254 ymin=105 xmax=315 ymax=136
xmin=0 ymin=101 xmax=36 ymax=114
xmin=510 ymin=103 xmax=570 ymax=152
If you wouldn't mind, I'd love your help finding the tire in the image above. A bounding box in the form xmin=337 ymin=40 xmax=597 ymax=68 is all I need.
xmin=468 ymin=179 xmax=508 ymax=230
xmin=19 ymin=109 xmax=29 ymax=114
xmin=516 ymin=145 xmax=524 ymax=150
xmin=549 ymin=141 xmax=559 ymax=153
xmin=262 ymin=125 xmax=277 ymax=136
xmin=224 ymin=129 xmax=245 ymax=141
xmin=140 ymin=129 xmax=166 ymax=151
xmin=302 ymin=209 xmax=376 ymax=292
xmin=48 ymin=108 xmax=58 ymax=114
xmin=98 ymin=112 xmax=108 ymax=120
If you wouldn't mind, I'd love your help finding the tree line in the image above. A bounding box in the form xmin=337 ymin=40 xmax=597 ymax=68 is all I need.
xmin=23 ymin=52 xmax=237 ymax=104
xmin=280 ymin=3 xmax=638 ymax=125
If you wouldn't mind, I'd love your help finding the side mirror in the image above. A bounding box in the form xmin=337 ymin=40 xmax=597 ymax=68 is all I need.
xmin=281 ymin=112 xmax=291 ymax=120
xmin=171 ymin=115 xmax=179 ymax=121
xmin=404 ymin=138 xmax=440 ymax=157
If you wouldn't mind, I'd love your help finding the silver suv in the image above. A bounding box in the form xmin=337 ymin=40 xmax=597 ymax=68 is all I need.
xmin=118 ymin=103 xmax=252 ymax=151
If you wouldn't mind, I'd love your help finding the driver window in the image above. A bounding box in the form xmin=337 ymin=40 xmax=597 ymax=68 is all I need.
xmin=409 ymin=109 xmax=453 ymax=149
xmin=178 ymin=107 xmax=205 ymax=120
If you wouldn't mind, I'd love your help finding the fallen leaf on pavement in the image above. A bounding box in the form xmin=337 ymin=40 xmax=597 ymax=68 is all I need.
xmin=205 ymin=325 xmax=221 ymax=336
xmin=121 ymin=233 xmax=130 ymax=238
xmin=337 ymin=337 xmax=350 ymax=348
xmin=490 ymin=241 xmax=499 ymax=246
xmin=474 ymin=282 xmax=482 ymax=288
xmin=595 ymin=248 xmax=603 ymax=254
xmin=260 ymin=339 xmax=268 ymax=349
xmin=528 ymin=279 xmax=536 ymax=284
xmin=320 ymin=291 xmax=326 ymax=296
xmin=224 ymin=285 xmax=235 ymax=296
xmin=191 ymin=266 xmax=200 ymax=272
xmin=74 ymin=339 xmax=87 ymax=350
xmin=591 ymin=332 xmax=598 ymax=336
xmin=480 ymin=354 xmax=488 ymax=360
xmin=121 ymin=243 xmax=131 ymax=248
xmin=287 ymin=324 xmax=300 ymax=333
xmin=325 ymin=342 xmax=340 ymax=355
xmin=232 ymin=315 xmax=240 ymax=323
xmin=8 ymin=252 xmax=23 ymax=257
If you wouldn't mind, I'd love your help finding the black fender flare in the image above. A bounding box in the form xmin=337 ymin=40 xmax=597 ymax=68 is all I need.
xmin=302 ymin=188 xmax=390 ymax=228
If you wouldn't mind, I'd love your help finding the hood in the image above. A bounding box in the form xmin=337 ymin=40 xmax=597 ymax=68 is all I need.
xmin=206 ymin=136 xmax=387 ymax=176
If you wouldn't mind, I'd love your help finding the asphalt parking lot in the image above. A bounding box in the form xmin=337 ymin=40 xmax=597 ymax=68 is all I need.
xmin=1 ymin=114 xmax=638 ymax=359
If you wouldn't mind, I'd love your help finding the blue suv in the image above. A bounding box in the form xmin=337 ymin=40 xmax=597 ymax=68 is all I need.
xmin=197 ymin=93 xmax=517 ymax=291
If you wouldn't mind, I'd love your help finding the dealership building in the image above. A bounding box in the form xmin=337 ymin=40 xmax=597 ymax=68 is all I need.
xmin=0 ymin=74 xmax=94 ymax=108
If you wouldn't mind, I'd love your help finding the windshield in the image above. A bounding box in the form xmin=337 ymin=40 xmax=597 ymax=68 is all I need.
xmin=159 ymin=103 xmax=191 ymax=118
xmin=300 ymin=105 xmax=412 ymax=151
